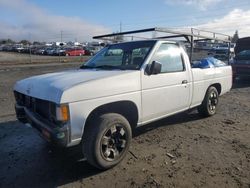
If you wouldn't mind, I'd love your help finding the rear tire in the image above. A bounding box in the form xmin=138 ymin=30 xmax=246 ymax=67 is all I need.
xmin=198 ymin=86 xmax=219 ymax=117
xmin=83 ymin=113 xmax=132 ymax=169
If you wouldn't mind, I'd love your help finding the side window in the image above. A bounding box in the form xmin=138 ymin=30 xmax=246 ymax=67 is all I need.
xmin=153 ymin=43 xmax=184 ymax=73
xmin=131 ymin=47 xmax=151 ymax=68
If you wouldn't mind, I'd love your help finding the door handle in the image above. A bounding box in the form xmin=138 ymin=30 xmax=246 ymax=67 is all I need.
xmin=182 ymin=80 xmax=188 ymax=84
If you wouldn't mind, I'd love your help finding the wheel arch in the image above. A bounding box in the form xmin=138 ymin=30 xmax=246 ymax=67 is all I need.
xmin=198 ymin=82 xmax=220 ymax=117
xmin=83 ymin=100 xmax=139 ymax=137
xmin=210 ymin=83 xmax=221 ymax=95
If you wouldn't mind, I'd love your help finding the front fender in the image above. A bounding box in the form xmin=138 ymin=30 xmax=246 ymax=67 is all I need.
xmin=67 ymin=92 xmax=141 ymax=146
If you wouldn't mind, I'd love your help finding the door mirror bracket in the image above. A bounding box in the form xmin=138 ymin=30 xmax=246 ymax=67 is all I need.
xmin=145 ymin=61 xmax=162 ymax=75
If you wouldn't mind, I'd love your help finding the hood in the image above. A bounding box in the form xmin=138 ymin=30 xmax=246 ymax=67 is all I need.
xmin=14 ymin=69 xmax=141 ymax=104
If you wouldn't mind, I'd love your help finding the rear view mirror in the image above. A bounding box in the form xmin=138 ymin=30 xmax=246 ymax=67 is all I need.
xmin=145 ymin=61 xmax=162 ymax=75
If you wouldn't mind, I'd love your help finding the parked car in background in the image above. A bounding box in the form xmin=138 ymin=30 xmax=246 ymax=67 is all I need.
xmin=16 ymin=47 xmax=25 ymax=53
xmin=65 ymin=48 xmax=86 ymax=56
xmin=84 ymin=46 xmax=102 ymax=55
xmin=83 ymin=47 xmax=94 ymax=55
xmin=232 ymin=37 xmax=250 ymax=81
xmin=208 ymin=49 xmax=229 ymax=61
xmin=207 ymin=43 xmax=235 ymax=61
xmin=43 ymin=48 xmax=53 ymax=55
xmin=53 ymin=48 xmax=66 ymax=56
xmin=230 ymin=43 xmax=236 ymax=53
xmin=34 ymin=48 xmax=46 ymax=55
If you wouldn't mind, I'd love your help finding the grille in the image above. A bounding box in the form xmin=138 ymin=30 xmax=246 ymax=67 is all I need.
xmin=14 ymin=91 xmax=54 ymax=121
xmin=35 ymin=98 xmax=51 ymax=120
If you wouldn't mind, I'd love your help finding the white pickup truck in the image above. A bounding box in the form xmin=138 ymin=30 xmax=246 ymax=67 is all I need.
xmin=14 ymin=40 xmax=232 ymax=169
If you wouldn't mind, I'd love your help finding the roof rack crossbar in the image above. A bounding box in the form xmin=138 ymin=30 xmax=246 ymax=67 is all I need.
xmin=93 ymin=27 xmax=232 ymax=63
xmin=93 ymin=28 xmax=156 ymax=39
xmin=93 ymin=27 xmax=231 ymax=43
xmin=153 ymin=34 xmax=191 ymax=43
xmin=154 ymin=34 xmax=187 ymax=39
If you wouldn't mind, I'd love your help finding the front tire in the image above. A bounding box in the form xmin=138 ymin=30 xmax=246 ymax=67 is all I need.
xmin=198 ymin=86 xmax=219 ymax=117
xmin=83 ymin=113 xmax=132 ymax=169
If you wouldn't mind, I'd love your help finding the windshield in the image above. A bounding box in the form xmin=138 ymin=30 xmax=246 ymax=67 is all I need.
xmin=80 ymin=41 xmax=156 ymax=70
xmin=236 ymin=50 xmax=250 ymax=60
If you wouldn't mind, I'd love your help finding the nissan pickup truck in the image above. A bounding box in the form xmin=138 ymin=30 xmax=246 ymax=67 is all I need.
xmin=14 ymin=39 xmax=232 ymax=169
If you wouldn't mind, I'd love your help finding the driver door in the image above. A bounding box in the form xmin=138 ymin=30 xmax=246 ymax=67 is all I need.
xmin=141 ymin=42 xmax=191 ymax=123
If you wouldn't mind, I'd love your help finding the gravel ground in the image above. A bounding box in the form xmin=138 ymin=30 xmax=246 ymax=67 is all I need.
xmin=0 ymin=52 xmax=90 ymax=65
xmin=0 ymin=52 xmax=249 ymax=188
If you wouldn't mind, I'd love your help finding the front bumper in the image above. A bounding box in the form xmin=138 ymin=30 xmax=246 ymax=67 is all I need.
xmin=15 ymin=103 xmax=70 ymax=147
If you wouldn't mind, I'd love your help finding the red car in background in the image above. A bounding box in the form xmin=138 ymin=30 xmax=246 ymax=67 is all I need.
xmin=65 ymin=48 xmax=90 ymax=56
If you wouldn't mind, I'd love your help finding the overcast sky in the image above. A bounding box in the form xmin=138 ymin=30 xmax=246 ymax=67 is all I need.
xmin=0 ymin=0 xmax=249 ymax=42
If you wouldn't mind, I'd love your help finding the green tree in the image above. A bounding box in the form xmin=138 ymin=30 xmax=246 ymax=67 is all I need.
xmin=231 ymin=30 xmax=239 ymax=43
xmin=33 ymin=41 xmax=41 ymax=45
xmin=0 ymin=39 xmax=15 ymax=44
xmin=19 ymin=40 xmax=31 ymax=45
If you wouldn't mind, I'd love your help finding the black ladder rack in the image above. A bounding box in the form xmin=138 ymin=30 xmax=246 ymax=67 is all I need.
xmin=93 ymin=27 xmax=232 ymax=63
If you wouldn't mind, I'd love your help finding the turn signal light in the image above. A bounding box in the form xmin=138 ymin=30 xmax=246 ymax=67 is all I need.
xmin=56 ymin=105 xmax=69 ymax=121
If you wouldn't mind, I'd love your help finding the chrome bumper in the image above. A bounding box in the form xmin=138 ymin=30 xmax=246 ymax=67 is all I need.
xmin=15 ymin=103 xmax=70 ymax=147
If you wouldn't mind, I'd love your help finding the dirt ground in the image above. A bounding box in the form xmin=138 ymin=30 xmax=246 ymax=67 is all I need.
xmin=0 ymin=52 xmax=249 ymax=188
xmin=0 ymin=52 xmax=90 ymax=65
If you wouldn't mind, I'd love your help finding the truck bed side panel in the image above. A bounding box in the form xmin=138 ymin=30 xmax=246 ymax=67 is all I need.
xmin=190 ymin=66 xmax=232 ymax=108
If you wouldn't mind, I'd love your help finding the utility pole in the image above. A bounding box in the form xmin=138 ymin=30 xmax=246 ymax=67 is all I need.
xmin=120 ymin=21 xmax=122 ymax=33
xmin=61 ymin=30 xmax=63 ymax=43
xmin=119 ymin=21 xmax=123 ymax=42
xmin=29 ymin=33 xmax=32 ymax=64
xmin=59 ymin=30 xmax=62 ymax=63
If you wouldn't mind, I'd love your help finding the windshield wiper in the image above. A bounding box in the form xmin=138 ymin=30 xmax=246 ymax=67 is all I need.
xmin=94 ymin=65 xmax=121 ymax=70
xmin=80 ymin=65 xmax=95 ymax=69
xmin=80 ymin=64 xmax=123 ymax=70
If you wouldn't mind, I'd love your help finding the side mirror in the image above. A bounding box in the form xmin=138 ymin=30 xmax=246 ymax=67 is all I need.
xmin=145 ymin=61 xmax=162 ymax=75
